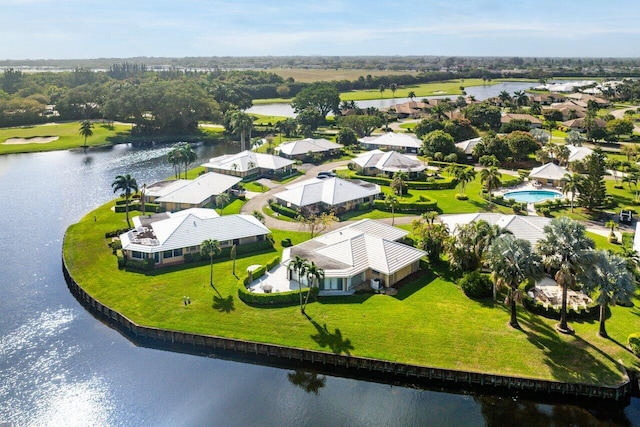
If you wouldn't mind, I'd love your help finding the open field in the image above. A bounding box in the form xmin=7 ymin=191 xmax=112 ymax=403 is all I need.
xmin=265 ymin=68 xmax=418 ymax=83
xmin=64 ymin=200 xmax=639 ymax=386
xmin=0 ymin=121 xmax=133 ymax=155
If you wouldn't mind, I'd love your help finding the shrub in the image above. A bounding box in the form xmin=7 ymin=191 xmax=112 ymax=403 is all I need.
xmin=459 ymin=271 xmax=492 ymax=299
xmin=629 ymin=333 xmax=640 ymax=357
xmin=105 ymin=228 xmax=130 ymax=238
xmin=512 ymin=204 xmax=522 ymax=214
xmin=108 ymin=240 xmax=122 ymax=254
xmin=269 ymin=202 xmax=299 ymax=219
xmin=455 ymin=193 xmax=468 ymax=200
xmin=266 ymin=255 xmax=281 ymax=270
xmin=522 ymin=295 xmax=599 ymax=320
xmin=281 ymin=238 xmax=292 ymax=247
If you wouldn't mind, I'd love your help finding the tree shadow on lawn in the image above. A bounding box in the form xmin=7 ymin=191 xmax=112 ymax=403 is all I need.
xmin=307 ymin=317 xmax=355 ymax=355
xmin=212 ymin=295 xmax=235 ymax=313
xmin=393 ymin=270 xmax=435 ymax=301
xmin=317 ymin=292 xmax=372 ymax=305
xmin=519 ymin=313 xmax=624 ymax=384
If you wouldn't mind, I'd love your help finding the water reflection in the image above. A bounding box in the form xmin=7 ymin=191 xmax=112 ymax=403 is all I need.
xmin=287 ymin=369 xmax=327 ymax=395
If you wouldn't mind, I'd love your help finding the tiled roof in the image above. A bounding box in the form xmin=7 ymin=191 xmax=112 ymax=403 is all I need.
xmin=277 ymin=177 xmax=380 ymax=208
xmin=156 ymin=172 xmax=241 ymax=205
xmin=440 ymin=213 xmax=552 ymax=246
xmin=353 ymin=150 xmax=426 ymax=172
xmin=121 ymin=214 xmax=270 ymax=253
xmin=529 ymin=163 xmax=569 ymax=181
xmin=203 ymin=150 xmax=294 ymax=173
xmin=360 ymin=132 xmax=422 ymax=149
xmin=278 ymin=138 xmax=343 ymax=156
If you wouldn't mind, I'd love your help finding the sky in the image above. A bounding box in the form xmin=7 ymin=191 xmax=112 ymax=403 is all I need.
xmin=1 ymin=0 xmax=639 ymax=60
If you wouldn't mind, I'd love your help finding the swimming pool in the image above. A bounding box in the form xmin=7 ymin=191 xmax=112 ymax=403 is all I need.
xmin=503 ymin=189 xmax=563 ymax=203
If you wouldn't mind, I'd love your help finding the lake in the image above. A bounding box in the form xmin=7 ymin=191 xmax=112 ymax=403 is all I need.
xmin=0 ymin=142 xmax=637 ymax=426
xmin=247 ymin=81 xmax=537 ymax=117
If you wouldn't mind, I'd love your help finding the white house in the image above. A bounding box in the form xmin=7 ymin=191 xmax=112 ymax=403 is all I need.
xmin=120 ymin=209 xmax=271 ymax=268
xmin=566 ymin=144 xmax=593 ymax=163
xmin=284 ymin=219 xmax=426 ymax=294
xmin=529 ymin=163 xmax=569 ymax=188
xmin=359 ymin=133 xmax=422 ymax=154
xmin=275 ymin=177 xmax=381 ymax=215
xmin=152 ymin=172 xmax=242 ymax=211
xmin=455 ymin=137 xmax=482 ymax=156
xmin=352 ymin=150 xmax=426 ymax=178
xmin=440 ymin=213 xmax=552 ymax=246
xmin=277 ymin=138 xmax=343 ymax=160
xmin=203 ymin=150 xmax=295 ymax=178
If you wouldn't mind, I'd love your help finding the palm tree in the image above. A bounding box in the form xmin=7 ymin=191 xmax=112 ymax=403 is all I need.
xmin=179 ymin=143 xmax=197 ymax=179
xmin=498 ymin=90 xmax=512 ymax=105
xmin=111 ymin=174 xmax=138 ymax=227
xmin=536 ymin=217 xmax=595 ymax=333
xmin=389 ymin=83 xmax=398 ymax=98
xmin=167 ymin=146 xmax=184 ymax=179
xmin=228 ymin=110 xmax=254 ymax=151
xmin=447 ymin=166 xmax=475 ymax=196
xmin=486 ymin=235 xmax=542 ymax=329
xmin=200 ymin=239 xmax=221 ymax=288
xmin=289 ymin=256 xmax=309 ymax=311
xmin=385 ymin=193 xmax=399 ymax=226
xmin=581 ymin=250 xmax=635 ymax=338
xmin=79 ymin=120 xmax=94 ymax=148
xmin=513 ymin=90 xmax=528 ymax=107
xmin=391 ymin=171 xmax=408 ymax=196
xmin=302 ymin=261 xmax=324 ymax=314
xmin=379 ymin=84 xmax=386 ymax=98
xmin=480 ymin=167 xmax=502 ymax=198
xmin=408 ymin=91 xmax=416 ymax=101
xmin=215 ymin=192 xmax=230 ymax=214
xmin=562 ymin=173 xmax=580 ymax=212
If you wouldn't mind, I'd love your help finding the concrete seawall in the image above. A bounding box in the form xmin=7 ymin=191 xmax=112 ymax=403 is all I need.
xmin=62 ymin=254 xmax=634 ymax=406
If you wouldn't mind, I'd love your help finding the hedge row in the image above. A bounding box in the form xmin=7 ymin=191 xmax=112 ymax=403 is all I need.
xmin=522 ymin=295 xmax=600 ymax=321
xmin=351 ymin=173 xmax=456 ymax=190
xmin=269 ymin=202 xmax=299 ymax=219
xmin=373 ymin=198 xmax=438 ymax=212
xmin=114 ymin=202 xmax=164 ymax=213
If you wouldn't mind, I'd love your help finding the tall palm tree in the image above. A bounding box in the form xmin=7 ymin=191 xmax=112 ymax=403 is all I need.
xmin=79 ymin=120 xmax=94 ymax=148
xmin=215 ymin=192 xmax=230 ymax=214
xmin=167 ymin=146 xmax=184 ymax=179
xmin=480 ymin=167 xmax=502 ymax=197
xmin=302 ymin=261 xmax=324 ymax=314
xmin=379 ymin=84 xmax=386 ymax=98
xmin=111 ymin=174 xmax=138 ymax=227
xmin=447 ymin=165 xmax=475 ymax=196
xmin=498 ymin=90 xmax=512 ymax=105
xmin=408 ymin=91 xmax=416 ymax=101
xmin=562 ymin=173 xmax=580 ymax=212
xmin=581 ymin=250 xmax=635 ymax=338
xmin=513 ymin=90 xmax=528 ymax=107
xmin=391 ymin=171 xmax=408 ymax=196
xmin=486 ymin=235 xmax=542 ymax=329
xmin=179 ymin=143 xmax=197 ymax=179
xmin=389 ymin=83 xmax=398 ymax=98
xmin=289 ymin=256 xmax=309 ymax=311
xmin=200 ymin=239 xmax=221 ymax=288
xmin=228 ymin=110 xmax=254 ymax=151
xmin=536 ymin=217 xmax=594 ymax=333
xmin=385 ymin=193 xmax=399 ymax=226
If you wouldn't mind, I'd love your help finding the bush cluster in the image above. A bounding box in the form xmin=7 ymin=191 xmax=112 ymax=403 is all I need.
xmin=269 ymin=202 xmax=299 ymax=219
xmin=629 ymin=333 xmax=640 ymax=357
xmin=373 ymin=199 xmax=438 ymax=212
xmin=459 ymin=271 xmax=493 ymax=299
xmin=351 ymin=173 xmax=456 ymax=190
xmin=522 ymin=296 xmax=600 ymax=320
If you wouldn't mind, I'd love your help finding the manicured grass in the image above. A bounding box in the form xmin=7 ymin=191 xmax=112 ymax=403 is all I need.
xmin=249 ymin=114 xmax=288 ymax=125
xmin=221 ymin=199 xmax=246 ymax=215
xmin=243 ymin=181 xmax=269 ymax=193
xmin=340 ymin=79 xmax=493 ymax=102
xmin=0 ymin=121 xmax=134 ymax=155
xmin=64 ymin=201 xmax=639 ymax=385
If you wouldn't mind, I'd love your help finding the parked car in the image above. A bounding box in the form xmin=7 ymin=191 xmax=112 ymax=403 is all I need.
xmin=619 ymin=209 xmax=633 ymax=224
xmin=317 ymin=171 xmax=336 ymax=179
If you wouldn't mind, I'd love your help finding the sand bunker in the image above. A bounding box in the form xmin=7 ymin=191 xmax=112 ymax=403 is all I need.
xmin=2 ymin=136 xmax=60 ymax=145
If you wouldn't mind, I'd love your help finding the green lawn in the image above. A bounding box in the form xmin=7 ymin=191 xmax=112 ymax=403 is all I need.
xmin=64 ymin=201 xmax=639 ymax=385
xmin=340 ymin=79 xmax=493 ymax=102
xmin=0 ymin=121 xmax=134 ymax=155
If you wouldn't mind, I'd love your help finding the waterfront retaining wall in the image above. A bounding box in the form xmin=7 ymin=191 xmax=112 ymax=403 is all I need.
xmin=62 ymin=255 xmax=633 ymax=404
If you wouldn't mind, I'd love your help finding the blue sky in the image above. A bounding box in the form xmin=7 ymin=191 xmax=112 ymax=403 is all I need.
xmin=1 ymin=0 xmax=639 ymax=59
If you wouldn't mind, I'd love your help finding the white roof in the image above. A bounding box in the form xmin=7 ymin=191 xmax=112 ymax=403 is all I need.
xmin=529 ymin=163 xmax=568 ymax=181
xmin=353 ymin=150 xmax=426 ymax=173
xmin=633 ymin=222 xmax=640 ymax=254
xmin=276 ymin=177 xmax=381 ymax=208
xmin=567 ymin=145 xmax=593 ymax=163
xmin=278 ymin=138 xmax=343 ymax=156
xmin=440 ymin=213 xmax=552 ymax=246
xmin=289 ymin=219 xmax=425 ymax=277
xmin=155 ymin=172 xmax=241 ymax=205
xmin=145 ymin=179 xmax=191 ymax=199
xmin=360 ymin=132 xmax=422 ymax=149
xmin=455 ymin=137 xmax=482 ymax=154
xmin=121 ymin=213 xmax=270 ymax=253
xmin=203 ymin=150 xmax=294 ymax=173
xmin=132 ymin=207 xmax=219 ymax=228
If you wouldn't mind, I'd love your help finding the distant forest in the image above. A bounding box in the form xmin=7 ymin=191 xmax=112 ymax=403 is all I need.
xmin=2 ymin=56 xmax=640 ymax=132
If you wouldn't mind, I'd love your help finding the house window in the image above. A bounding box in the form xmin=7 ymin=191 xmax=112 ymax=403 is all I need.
xmin=189 ymin=246 xmax=198 ymax=252
xmin=132 ymin=251 xmax=143 ymax=259
xmin=153 ymin=253 xmax=159 ymax=263
xmin=173 ymin=248 xmax=183 ymax=257
xmin=163 ymin=250 xmax=173 ymax=259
